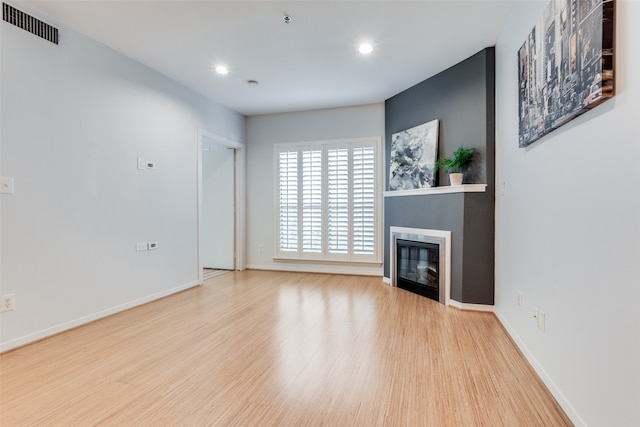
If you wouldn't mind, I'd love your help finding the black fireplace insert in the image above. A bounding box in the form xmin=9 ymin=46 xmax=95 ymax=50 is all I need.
xmin=396 ymin=239 xmax=440 ymax=302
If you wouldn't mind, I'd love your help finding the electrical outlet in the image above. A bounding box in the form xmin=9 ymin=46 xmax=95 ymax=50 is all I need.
xmin=258 ymin=244 xmax=264 ymax=253
xmin=0 ymin=177 xmax=15 ymax=194
xmin=136 ymin=242 xmax=148 ymax=252
xmin=517 ymin=291 xmax=523 ymax=309
xmin=0 ymin=294 xmax=15 ymax=312
xmin=538 ymin=310 xmax=546 ymax=332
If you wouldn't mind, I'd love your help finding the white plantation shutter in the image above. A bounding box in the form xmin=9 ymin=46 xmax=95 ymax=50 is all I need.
xmin=352 ymin=146 xmax=376 ymax=255
xmin=302 ymin=149 xmax=323 ymax=253
xmin=275 ymin=139 xmax=379 ymax=262
xmin=278 ymin=150 xmax=298 ymax=253
xmin=327 ymin=147 xmax=349 ymax=254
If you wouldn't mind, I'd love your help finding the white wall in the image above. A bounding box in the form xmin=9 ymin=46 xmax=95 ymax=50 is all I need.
xmin=494 ymin=1 xmax=640 ymax=426
xmin=246 ymin=104 xmax=385 ymax=275
xmin=0 ymin=9 xmax=244 ymax=350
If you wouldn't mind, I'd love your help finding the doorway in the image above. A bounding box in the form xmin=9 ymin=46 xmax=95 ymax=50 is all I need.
xmin=202 ymin=145 xmax=235 ymax=270
xmin=197 ymin=128 xmax=245 ymax=284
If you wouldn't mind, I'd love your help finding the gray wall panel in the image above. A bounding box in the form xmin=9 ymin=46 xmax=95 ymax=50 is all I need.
xmin=462 ymin=193 xmax=495 ymax=304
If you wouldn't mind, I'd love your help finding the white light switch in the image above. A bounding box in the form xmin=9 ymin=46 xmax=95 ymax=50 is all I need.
xmin=0 ymin=177 xmax=15 ymax=194
xmin=136 ymin=242 xmax=148 ymax=252
xmin=137 ymin=158 xmax=146 ymax=170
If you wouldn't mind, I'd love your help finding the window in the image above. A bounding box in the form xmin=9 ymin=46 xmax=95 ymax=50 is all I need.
xmin=275 ymin=138 xmax=380 ymax=263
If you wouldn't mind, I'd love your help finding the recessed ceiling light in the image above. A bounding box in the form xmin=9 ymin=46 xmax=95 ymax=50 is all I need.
xmin=359 ymin=43 xmax=373 ymax=54
xmin=215 ymin=65 xmax=229 ymax=75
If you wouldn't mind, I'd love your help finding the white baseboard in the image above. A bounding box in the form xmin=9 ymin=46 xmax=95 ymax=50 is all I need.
xmin=448 ymin=299 xmax=495 ymax=312
xmin=494 ymin=310 xmax=585 ymax=427
xmin=384 ymin=278 xmax=493 ymax=311
xmin=246 ymin=263 xmax=383 ymax=277
xmin=0 ymin=280 xmax=200 ymax=353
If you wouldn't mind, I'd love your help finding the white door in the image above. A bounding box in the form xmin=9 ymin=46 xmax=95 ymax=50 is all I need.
xmin=201 ymin=145 xmax=235 ymax=269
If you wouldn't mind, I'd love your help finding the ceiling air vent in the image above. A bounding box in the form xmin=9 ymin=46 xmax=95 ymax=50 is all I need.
xmin=3 ymin=3 xmax=59 ymax=45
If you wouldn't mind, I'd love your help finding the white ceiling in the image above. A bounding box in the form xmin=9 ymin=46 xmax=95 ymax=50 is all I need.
xmin=25 ymin=1 xmax=513 ymax=116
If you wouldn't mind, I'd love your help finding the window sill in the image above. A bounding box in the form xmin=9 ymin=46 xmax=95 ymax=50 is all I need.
xmin=273 ymin=256 xmax=382 ymax=266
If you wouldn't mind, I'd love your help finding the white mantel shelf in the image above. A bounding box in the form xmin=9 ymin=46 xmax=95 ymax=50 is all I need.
xmin=383 ymin=184 xmax=487 ymax=198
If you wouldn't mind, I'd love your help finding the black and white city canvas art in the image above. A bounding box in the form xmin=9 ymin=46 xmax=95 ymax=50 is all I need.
xmin=389 ymin=119 xmax=439 ymax=190
xmin=518 ymin=0 xmax=615 ymax=147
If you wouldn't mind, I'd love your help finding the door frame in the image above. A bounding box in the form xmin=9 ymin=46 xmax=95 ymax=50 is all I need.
xmin=197 ymin=128 xmax=245 ymax=284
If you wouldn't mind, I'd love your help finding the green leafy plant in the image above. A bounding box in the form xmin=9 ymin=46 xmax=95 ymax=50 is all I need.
xmin=434 ymin=145 xmax=476 ymax=174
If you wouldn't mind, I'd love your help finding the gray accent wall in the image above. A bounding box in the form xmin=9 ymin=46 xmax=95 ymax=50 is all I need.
xmin=384 ymin=48 xmax=495 ymax=304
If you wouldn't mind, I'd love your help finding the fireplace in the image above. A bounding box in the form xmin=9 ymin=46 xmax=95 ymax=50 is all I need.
xmin=396 ymin=239 xmax=440 ymax=301
xmin=390 ymin=227 xmax=451 ymax=304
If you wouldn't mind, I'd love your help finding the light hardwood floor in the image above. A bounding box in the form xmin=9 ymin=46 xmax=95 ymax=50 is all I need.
xmin=203 ymin=269 xmax=231 ymax=281
xmin=0 ymin=270 xmax=572 ymax=426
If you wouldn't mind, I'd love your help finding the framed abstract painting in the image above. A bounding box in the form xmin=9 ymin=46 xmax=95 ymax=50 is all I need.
xmin=389 ymin=119 xmax=439 ymax=190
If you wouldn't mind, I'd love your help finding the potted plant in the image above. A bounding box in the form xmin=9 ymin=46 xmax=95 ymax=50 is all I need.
xmin=435 ymin=145 xmax=475 ymax=186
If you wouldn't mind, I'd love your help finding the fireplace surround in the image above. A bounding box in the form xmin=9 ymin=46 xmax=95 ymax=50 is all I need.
xmin=390 ymin=226 xmax=451 ymax=305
